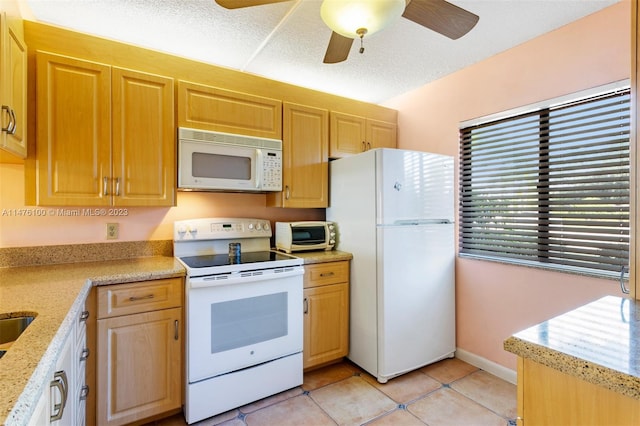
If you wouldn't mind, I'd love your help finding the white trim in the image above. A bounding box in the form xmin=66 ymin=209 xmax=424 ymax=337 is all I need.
xmin=455 ymin=348 xmax=517 ymax=385
xmin=459 ymin=79 xmax=630 ymax=129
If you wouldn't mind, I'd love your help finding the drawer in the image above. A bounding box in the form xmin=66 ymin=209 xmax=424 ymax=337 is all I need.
xmin=97 ymin=277 xmax=182 ymax=318
xmin=304 ymin=261 xmax=349 ymax=288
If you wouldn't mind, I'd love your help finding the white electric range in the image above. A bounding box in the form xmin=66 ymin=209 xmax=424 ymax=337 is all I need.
xmin=174 ymin=217 xmax=304 ymax=424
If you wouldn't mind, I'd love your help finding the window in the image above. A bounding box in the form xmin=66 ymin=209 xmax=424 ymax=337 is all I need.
xmin=459 ymin=87 xmax=630 ymax=277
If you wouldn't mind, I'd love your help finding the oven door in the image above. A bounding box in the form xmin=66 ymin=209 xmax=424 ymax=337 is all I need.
xmin=186 ymin=267 xmax=303 ymax=383
xmin=179 ymin=139 xmax=259 ymax=191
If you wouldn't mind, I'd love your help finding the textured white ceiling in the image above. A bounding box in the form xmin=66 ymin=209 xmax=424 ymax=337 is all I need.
xmin=22 ymin=0 xmax=621 ymax=103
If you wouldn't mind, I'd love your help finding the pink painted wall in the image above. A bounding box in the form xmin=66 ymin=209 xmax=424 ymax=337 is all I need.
xmin=383 ymin=2 xmax=631 ymax=370
xmin=0 ymin=163 xmax=323 ymax=247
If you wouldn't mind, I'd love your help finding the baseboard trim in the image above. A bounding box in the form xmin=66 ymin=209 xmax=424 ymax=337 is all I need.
xmin=455 ymin=348 xmax=517 ymax=385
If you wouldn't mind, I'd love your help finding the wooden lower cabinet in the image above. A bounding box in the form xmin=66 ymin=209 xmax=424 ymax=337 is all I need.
xmin=96 ymin=278 xmax=183 ymax=426
xmin=303 ymin=261 xmax=349 ymax=370
xmin=517 ymin=357 xmax=640 ymax=425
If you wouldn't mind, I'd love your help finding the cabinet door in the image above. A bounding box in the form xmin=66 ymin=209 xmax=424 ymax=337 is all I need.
xmin=329 ymin=111 xmax=366 ymax=158
xmin=268 ymin=103 xmax=328 ymax=208
xmin=27 ymin=387 xmax=50 ymax=426
xmin=367 ymin=119 xmax=397 ymax=150
xmin=112 ymin=68 xmax=175 ymax=206
xmin=35 ymin=52 xmax=111 ymax=206
xmin=178 ymin=80 xmax=282 ymax=140
xmin=97 ymin=308 xmax=182 ymax=426
xmin=520 ymin=358 xmax=640 ymax=425
xmin=0 ymin=13 xmax=27 ymax=159
xmin=303 ymin=282 xmax=349 ymax=369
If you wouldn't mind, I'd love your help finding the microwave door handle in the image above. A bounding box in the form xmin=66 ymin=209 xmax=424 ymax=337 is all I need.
xmin=255 ymin=149 xmax=263 ymax=189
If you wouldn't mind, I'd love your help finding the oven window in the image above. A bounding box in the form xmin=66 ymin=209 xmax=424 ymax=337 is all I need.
xmin=210 ymin=292 xmax=288 ymax=353
xmin=192 ymin=152 xmax=251 ymax=180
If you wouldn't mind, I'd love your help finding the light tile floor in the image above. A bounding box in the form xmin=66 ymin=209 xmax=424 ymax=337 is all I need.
xmin=148 ymin=358 xmax=517 ymax=426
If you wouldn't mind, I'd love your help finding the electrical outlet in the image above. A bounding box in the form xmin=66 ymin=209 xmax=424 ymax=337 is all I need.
xmin=106 ymin=223 xmax=119 ymax=240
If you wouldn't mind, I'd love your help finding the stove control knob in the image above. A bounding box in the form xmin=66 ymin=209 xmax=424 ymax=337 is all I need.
xmin=263 ymin=222 xmax=270 ymax=231
xmin=177 ymin=225 xmax=187 ymax=239
xmin=256 ymin=222 xmax=263 ymax=231
xmin=248 ymin=223 xmax=255 ymax=231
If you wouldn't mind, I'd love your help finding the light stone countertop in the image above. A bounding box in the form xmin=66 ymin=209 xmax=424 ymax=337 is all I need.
xmin=0 ymin=256 xmax=185 ymax=426
xmin=287 ymin=250 xmax=353 ymax=265
xmin=504 ymin=295 xmax=640 ymax=399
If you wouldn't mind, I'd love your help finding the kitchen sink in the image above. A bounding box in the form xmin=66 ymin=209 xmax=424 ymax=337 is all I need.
xmin=0 ymin=316 xmax=35 ymax=359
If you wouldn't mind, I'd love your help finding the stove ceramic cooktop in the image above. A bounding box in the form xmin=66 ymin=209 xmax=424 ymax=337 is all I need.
xmin=178 ymin=250 xmax=303 ymax=277
xmin=180 ymin=251 xmax=294 ymax=268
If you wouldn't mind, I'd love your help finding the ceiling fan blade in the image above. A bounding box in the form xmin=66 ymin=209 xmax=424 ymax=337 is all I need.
xmin=215 ymin=0 xmax=290 ymax=9
xmin=403 ymin=0 xmax=479 ymax=40
xmin=323 ymin=32 xmax=354 ymax=64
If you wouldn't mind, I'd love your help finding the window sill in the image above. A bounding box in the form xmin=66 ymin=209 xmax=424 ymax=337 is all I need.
xmin=457 ymin=252 xmax=623 ymax=282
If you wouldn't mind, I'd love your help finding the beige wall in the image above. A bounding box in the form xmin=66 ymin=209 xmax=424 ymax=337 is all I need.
xmin=383 ymin=2 xmax=631 ymax=369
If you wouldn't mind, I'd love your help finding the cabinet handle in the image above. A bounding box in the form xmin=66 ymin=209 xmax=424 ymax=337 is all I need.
xmin=79 ymin=310 xmax=89 ymax=323
xmin=320 ymin=272 xmax=335 ymax=277
xmin=1 ymin=105 xmax=14 ymax=134
xmin=361 ymin=141 xmax=366 ymax=152
xmin=8 ymin=108 xmax=17 ymax=135
xmin=129 ymin=294 xmax=154 ymax=302
xmin=115 ymin=177 xmax=121 ymax=196
xmin=103 ymin=177 xmax=109 ymax=196
xmin=50 ymin=370 xmax=68 ymax=422
xmin=80 ymin=347 xmax=90 ymax=362
xmin=303 ymin=297 xmax=308 ymax=314
xmin=174 ymin=320 xmax=179 ymax=341
xmin=79 ymin=385 xmax=90 ymax=401
xmin=285 ymin=185 xmax=290 ymax=200
xmin=366 ymin=142 xmax=371 ymax=151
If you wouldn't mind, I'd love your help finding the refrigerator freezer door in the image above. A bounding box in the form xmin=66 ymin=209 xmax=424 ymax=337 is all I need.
xmin=376 ymin=223 xmax=455 ymax=382
xmin=376 ymin=149 xmax=454 ymax=224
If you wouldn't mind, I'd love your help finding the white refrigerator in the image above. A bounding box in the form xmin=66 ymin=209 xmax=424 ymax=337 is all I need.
xmin=327 ymin=148 xmax=455 ymax=383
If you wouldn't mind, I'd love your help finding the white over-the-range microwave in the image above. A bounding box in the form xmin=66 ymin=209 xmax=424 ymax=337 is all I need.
xmin=178 ymin=127 xmax=283 ymax=192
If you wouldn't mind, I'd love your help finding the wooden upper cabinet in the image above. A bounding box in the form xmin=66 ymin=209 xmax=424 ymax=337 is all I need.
xmin=35 ymin=51 xmax=112 ymax=206
xmin=0 ymin=12 xmax=27 ymax=161
xmin=177 ymin=80 xmax=282 ymax=140
xmin=329 ymin=112 xmax=366 ymax=157
xmin=329 ymin=111 xmax=397 ymax=158
xmin=367 ymin=118 xmax=397 ymax=150
xmin=112 ymin=68 xmax=174 ymax=207
xmin=267 ymin=102 xmax=328 ymax=208
xmin=31 ymin=51 xmax=175 ymax=206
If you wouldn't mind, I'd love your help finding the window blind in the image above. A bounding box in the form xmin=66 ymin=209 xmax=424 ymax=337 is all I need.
xmin=459 ymin=88 xmax=630 ymax=276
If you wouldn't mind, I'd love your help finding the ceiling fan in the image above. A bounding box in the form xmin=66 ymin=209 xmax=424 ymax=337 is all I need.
xmin=214 ymin=0 xmax=479 ymax=64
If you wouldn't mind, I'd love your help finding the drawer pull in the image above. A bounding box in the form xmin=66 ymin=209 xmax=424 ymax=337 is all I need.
xmin=174 ymin=320 xmax=179 ymax=341
xmin=50 ymin=370 xmax=68 ymax=421
xmin=303 ymin=297 xmax=309 ymax=314
xmin=80 ymin=385 xmax=90 ymax=401
xmin=80 ymin=348 xmax=90 ymax=362
xmin=79 ymin=310 xmax=89 ymax=323
xmin=320 ymin=272 xmax=335 ymax=277
xmin=129 ymin=294 xmax=154 ymax=302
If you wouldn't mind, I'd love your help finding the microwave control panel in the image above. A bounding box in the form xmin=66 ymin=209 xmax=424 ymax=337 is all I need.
xmin=261 ymin=150 xmax=282 ymax=191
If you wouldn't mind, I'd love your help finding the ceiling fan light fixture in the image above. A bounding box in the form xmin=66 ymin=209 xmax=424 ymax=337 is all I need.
xmin=320 ymin=0 xmax=405 ymax=39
